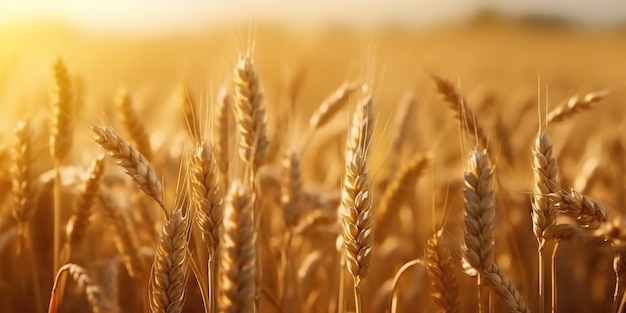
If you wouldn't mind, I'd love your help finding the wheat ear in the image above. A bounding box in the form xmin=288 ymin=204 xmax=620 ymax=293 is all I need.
xmin=190 ymin=141 xmax=224 ymax=251
xmin=149 ymin=210 xmax=190 ymax=313
xmin=531 ymin=131 xmax=559 ymax=313
xmin=432 ymin=75 xmax=489 ymax=149
xmin=375 ymin=154 xmax=428 ymax=242
xmin=11 ymin=120 xmax=43 ymax=312
xmin=50 ymin=57 xmax=74 ymax=161
xmin=426 ymin=227 xmax=459 ymax=313
xmin=233 ymin=55 xmax=269 ymax=171
xmin=97 ymin=187 xmax=144 ymax=280
xmin=547 ymin=189 xmax=609 ymax=228
xmin=389 ymin=90 xmax=417 ymax=160
xmin=115 ymin=89 xmax=153 ymax=161
xmin=345 ymin=91 xmax=373 ymax=164
xmin=219 ymin=180 xmax=256 ymax=313
xmin=65 ymin=154 xmax=106 ymax=258
xmin=215 ymin=85 xmax=232 ymax=185
xmin=308 ymin=82 xmax=358 ymax=132
xmin=547 ymin=91 xmax=605 ymax=124
xmin=49 ymin=263 xmax=113 ymax=313
xmin=531 ymin=131 xmax=560 ymax=243
xmin=340 ymin=142 xmax=374 ymax=313
xmin=462 ymin=148 xmax=495 ymax=276
xmin=482 ymin=263 xmax=531 ymax=313
xmin=281 ymin=148 xmax=302 ymax=229
xmin=11 ymin=120 xmax=35 ymax=234
xmin=91 ymin=125 xmax=166 ymax=211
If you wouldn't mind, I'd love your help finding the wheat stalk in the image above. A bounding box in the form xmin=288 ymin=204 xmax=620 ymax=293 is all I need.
xmin=50 ymin=57 xmax=75 ymax=275
xmin=340 ymin=142 xmax=374 ymax=313
xmin=91 ymin=125 xmax=166 ymax=211
xmin=530 ymin=131 xmax=560 ymax=313
xmin=149 ymin=209 xmax=190 ymax=313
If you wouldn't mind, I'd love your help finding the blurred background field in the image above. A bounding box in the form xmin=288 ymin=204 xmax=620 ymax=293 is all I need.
xmin=2 ymin=1 xmax=626 ymax=312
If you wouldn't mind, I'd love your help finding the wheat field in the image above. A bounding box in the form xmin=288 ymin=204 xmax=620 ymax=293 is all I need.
xmin=2 ymin=14 xmax=626 ymax=313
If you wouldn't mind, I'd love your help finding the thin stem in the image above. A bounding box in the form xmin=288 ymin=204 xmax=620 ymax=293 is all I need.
xmin=619 ymin=284 xmax=626 ymax=313
xmin=477 ymin=273 xmax=483 ymax=313
xmin=537 ymin=243 xmax=546 ymax=313
xmin=338 ymin=255 xmax=346 ymax=313
xmin=187 ymin=249 xmax=209 ymax=313
xmin=48 ymin=264 xmax=72 ymax=313
xmin=208 ymin=253 xmax=214 ymax=313
xmin=551 ymin=241 xmax=560 ymax=313
xmin=281 ymin=231 xmax=293 ymax=311
xmin=614 ymin=251 xmax=622 ymax=313
xmin=23 ymin=224 xmax=43 ymax=313
xmin=390 ymin=259 xmax=424 ymax=313
xmin=353 ymin=280 xmax=362 ymax=313
xmin=53 ymin=162 xmax=62 ymax=275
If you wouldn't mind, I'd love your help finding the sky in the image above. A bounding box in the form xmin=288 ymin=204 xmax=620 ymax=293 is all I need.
xmin=1 ymin=0 xmax=626 ymax=33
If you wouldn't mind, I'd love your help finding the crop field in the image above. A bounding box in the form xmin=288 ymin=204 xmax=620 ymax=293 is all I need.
xmin=1 ymin=13 xmax=626 ymax=313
